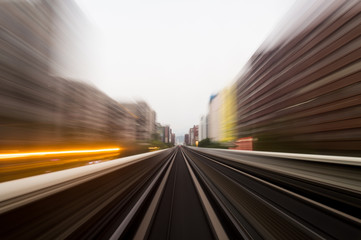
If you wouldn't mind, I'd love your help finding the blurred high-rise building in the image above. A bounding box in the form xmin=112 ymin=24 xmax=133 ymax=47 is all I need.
xmin=0 ymin=0 xmax=138 ymax=149
xmin=193 ymin=125 xmax=199 ymax=146
xmin=208 ymin=94 xmax=222 ymax=141
xmin=189 ymin=128 xmax=194 ymax=146
xmin=171 ymin=134 xmax=176 ymax=145
xmin=220 ymin=86 xmax=237 ymax=142
xmin=231 ymin=1 xmax=361 ymax=155
xmin=164 ymin=125 xmax=170 ymax=143
xmin=156 ymin=123 xmax=164 ymax=141
xmin=120 ymin=101 xmax=156 ymax=142
xmin=150 ymin=111 xmax=156 ymax=137
xmin=199 ymin=115 xmax=208 ymax=141
xmin=169 ymin=128 xmax=173 ymax=144
xmin=188 ymin=125 xmax=198 ymax=146
xmin=184 ymin=134 xmax=190 ymax=145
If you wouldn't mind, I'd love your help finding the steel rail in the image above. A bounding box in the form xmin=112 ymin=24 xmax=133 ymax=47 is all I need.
xmin=181 ymin=148 xmax=229 ymax=240
xmin=111 ymin=148 xmax=178 ymax=239
xmin=0 ymin=150 xmax=167 ymax=214
xmin=185 ymin=147 xmax=361 ymax=239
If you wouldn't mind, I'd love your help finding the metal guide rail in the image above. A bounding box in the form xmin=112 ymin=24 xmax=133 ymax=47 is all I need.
xmin=0 ymin=149 xmax=173 ymax=239
xmin=185 ymin=147 xmax=361 ymax=239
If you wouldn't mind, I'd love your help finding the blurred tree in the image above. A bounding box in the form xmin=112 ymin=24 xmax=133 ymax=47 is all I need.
xmin=198 ymin=138 xmax=227 ymax=149
xmin=151 ymin=133 xmax=161 ymax=141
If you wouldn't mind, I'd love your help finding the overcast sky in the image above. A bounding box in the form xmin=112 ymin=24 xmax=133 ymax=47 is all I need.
xmin=74 ymin=0 xmax=298 ymax=136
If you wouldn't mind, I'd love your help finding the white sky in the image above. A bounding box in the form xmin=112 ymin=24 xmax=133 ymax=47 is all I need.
xmin=74 ymin=0 xmax=298 ymax=136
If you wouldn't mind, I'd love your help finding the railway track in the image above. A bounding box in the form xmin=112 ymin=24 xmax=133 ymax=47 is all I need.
xmin=184 ymin=147 xmax=361 ymax=239
xmin=1 ymin=146 xmax=360 ymax=239
xmin=0 ymin=149 xmax=174 ymax=239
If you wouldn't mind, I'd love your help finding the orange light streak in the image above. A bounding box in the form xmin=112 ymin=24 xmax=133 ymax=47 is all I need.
xmin=0 ymin=148 xmax=121 ymax=160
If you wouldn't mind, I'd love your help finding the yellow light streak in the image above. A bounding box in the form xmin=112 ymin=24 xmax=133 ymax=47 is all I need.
xmin=148 ymin=147 xmax=160 ymax=150
xmin=0 ymin=148 xmax=121 ymax=160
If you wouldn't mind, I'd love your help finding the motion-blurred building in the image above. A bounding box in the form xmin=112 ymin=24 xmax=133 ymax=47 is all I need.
xmin=55 ymin=79 xmax=138 ymax=143
xmin=208 ymin=94 xmax=222 ymax=141
xmin=171 ymin=134 xmax=176 ymax=145
xmin=230 ymin=1 xmax=361 ymax=155
xmin=0 ymin=0 xmax=100 ymax=148
xmin=164 ymin=126 xmax=170 ymax=143
xmin=199 ymin=115 xmax=208 ymax=141
xmin=155 ymin=123 xmax=175 ymax=145
xmin=188 ymin=125 xmax=199 ymax=146
xmin=120 ymin=101 xmax=156 ymax=142
xmin=201 ymin=1 xmax=361 ymax=156
xmin=156 ymin=123 xmax=164 ymax=141
xmin=204 ymin=86 xmax=236 ymax=143
xmin=193 ymin=125 xmax=199 ymax=146
xmin=0 ymin=0 xmax=150 ymax=149
xmin=220 ymin=86 xmax=237 ymax=142
xmin=184 ymin=134 xmax=190 ymax=145
xmin=189 ymin=128 xmax=194 ymax=146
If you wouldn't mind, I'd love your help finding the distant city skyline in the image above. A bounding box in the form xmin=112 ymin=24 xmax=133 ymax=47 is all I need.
xmin=74 ymin=0 xmax=299 ymax=135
